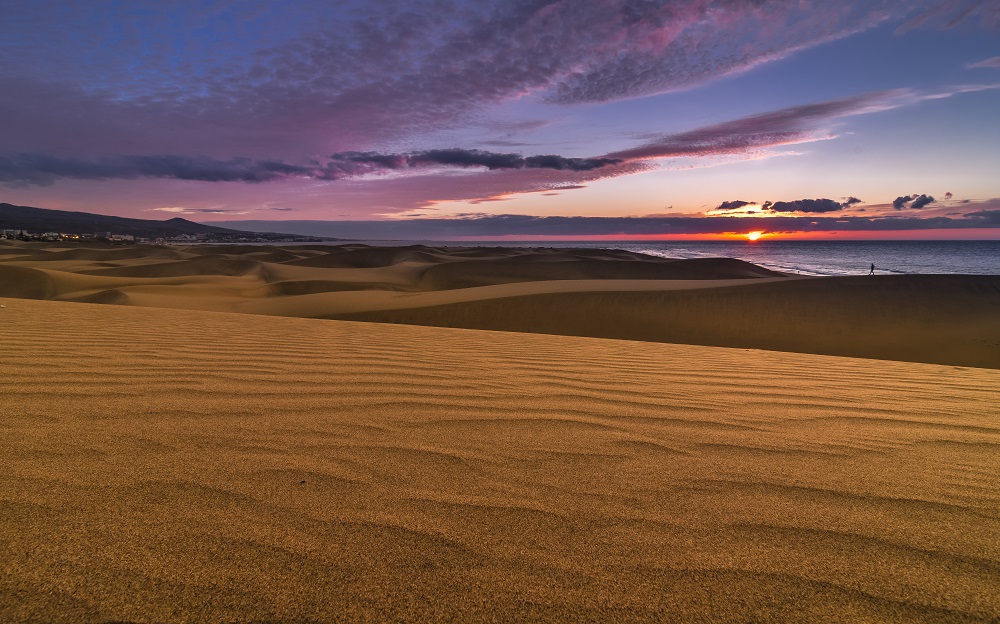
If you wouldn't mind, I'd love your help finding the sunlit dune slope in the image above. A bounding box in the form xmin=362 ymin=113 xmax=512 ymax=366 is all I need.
xmin=1 ymin=297 xmax=998 ymax=622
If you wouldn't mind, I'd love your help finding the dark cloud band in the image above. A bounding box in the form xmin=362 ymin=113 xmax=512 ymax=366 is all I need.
xmin=0 ymin=154 xmax=330 ymax=186
xmin=768 ymin=199 xmax=844 ymax=213
xmin=714 ymin=197 xmax=865 ymax=214
xmin=893 ymin=194 xmax=936 ymax=210
xmin=715 ymin=200 xmax=754 ymax=210
xmin=331 ymin=149 xmax=621 ymax=172
xmin=0 ymin=150 xmax=622 ymax=187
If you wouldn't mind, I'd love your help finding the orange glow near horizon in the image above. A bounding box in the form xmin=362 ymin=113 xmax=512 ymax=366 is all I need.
xmin=435 ymin=228 xmax=1000 ymax=242
xmin=746 ymin=230 xmax=763 ymax=241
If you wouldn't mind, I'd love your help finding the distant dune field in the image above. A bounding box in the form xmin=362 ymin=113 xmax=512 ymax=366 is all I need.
xmin=1 ymin=240 xmax=998 ymax=368
xmin=1 ymin=298 xmax=998 ymax=622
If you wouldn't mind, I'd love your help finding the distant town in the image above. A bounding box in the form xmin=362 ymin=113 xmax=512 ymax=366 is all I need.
xmin=0 ymin=203 xmax=338 ymax=244
xmin=0 ymin=228 xmax=326 ymax=245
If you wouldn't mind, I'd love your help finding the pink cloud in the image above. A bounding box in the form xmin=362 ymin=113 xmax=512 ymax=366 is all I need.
xmin=3 ymin=1 xmax=987 ymax=161
xmin=604 ymin=90 xmax=910 ymax=161
xmin=967 ymin=56 xmax=1000 ymax=69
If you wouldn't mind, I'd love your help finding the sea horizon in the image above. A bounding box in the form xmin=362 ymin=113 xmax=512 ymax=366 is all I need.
xmin=336 ymin=238 xmax=1000 ymax=277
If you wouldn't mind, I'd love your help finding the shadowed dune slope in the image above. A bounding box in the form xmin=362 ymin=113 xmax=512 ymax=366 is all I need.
xmin=417 ymin=256 xmax=779 ymax=290
xmin=0 ymin=298 xmax=998 ymax=623
xmin=333 ymin=274 xmax=1000 ymax=369
xmin=0 ymin=265 xmax=55 ymax=299
xmin=282 ymin=244 xmax=446 ymax=268
xmin=21 ymin=246 xmax=187 ymax=263
xmin=79 ymin=257 xmax=265 ymax=278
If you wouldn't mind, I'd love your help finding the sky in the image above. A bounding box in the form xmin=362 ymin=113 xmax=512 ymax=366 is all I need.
xmin=1 ymin=0 xmax=999 ymax=240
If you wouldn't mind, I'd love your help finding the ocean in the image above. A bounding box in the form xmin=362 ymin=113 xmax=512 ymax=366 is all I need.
xmin=356 ymin=239 xmax=1000 ymax=276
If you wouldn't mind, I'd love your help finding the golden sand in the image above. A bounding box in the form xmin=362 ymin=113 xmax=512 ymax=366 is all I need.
xmin=1 ymin=241 xmax=998 ymax=621
xmin=1 ymin=297 xmax=998 ymax=622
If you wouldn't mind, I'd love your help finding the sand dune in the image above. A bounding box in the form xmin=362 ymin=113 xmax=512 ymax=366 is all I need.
xmin=1 ymin=240 xmax=998 ymax=368
xmin=1 ymin=297 xmax=997 ymax=622
xmin=335 ymin=274 xmax=1000 ymax=369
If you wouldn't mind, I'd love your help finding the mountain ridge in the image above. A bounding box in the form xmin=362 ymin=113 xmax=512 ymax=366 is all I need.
xmin=0 ymin=202 xmax=244 ymax=236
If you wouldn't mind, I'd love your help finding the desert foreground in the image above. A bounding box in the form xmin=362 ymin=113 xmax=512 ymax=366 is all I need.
xmin=1 ymin=242 xmax=999 ymax=622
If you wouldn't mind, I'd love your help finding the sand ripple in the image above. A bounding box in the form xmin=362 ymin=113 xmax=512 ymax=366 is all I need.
xmin=1 ymin=298 xmax=998 ymax=622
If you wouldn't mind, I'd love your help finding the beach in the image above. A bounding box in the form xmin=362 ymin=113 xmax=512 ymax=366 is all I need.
xmin=1 ymin=241 xmax=999 ymax=622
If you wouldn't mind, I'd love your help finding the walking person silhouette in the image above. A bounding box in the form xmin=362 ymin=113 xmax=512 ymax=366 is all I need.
xmin=869 ymin=263 xmax=875 ymax=275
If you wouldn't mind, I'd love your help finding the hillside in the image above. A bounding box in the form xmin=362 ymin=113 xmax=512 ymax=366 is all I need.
xmin=0 ymin=202 xmax=306 ymax=239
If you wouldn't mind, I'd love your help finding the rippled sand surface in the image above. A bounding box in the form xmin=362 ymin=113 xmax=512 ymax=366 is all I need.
xmin=2 ymin=298 xmax=998 ymax=622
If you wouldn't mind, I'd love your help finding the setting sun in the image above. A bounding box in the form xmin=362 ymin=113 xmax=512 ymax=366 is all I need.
xmin=747 ymin=231 xmax=763 ymax=241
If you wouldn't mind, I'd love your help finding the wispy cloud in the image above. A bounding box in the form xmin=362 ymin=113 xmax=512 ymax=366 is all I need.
xmin=966 ymin=209 xmax=1000 ymax=224
xmin=1 ymin=1 xmax=991 ymax=159
xmin=967 ymin=55 xmax=1000 ymax=69
xmin=896 ymin=0 xmax=1000 ymax=34
xmin=152 ymin=207 xmax=244 ymax=215
xmin=604 ymin=90 xmax=910 ymax=161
